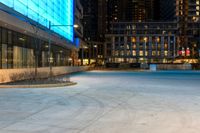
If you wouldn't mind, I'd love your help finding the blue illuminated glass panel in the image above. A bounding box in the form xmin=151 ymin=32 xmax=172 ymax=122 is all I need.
xmin=0 ymin=0 xmax=74 ymax=42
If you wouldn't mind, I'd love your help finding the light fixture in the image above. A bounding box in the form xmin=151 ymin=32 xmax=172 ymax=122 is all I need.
xmin=156 ymin=37 xmax=160 ymax=43
xmin=132 ymin=37 xmax=136 ymax=43
xmin=19 ymin=37 xmax=25 ymax=41
xmin=73 ymin=24 xmax=79 ymax=28
xmin=144 ymin=37 xmax=148 ymax=42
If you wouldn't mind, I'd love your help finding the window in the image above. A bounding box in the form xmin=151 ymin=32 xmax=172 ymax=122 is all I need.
xmin=0 ymin=27 xmax=71 ymax=69
xmin=0 ymin=0 xmax=74 ymax=42
xmin=0 ymin=27 xmax=1 ymax=68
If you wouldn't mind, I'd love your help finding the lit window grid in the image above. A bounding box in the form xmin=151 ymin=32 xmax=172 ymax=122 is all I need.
xmin=0 ymin=0 xmax=74 ymax=42
xmin=197 ymin=0 xmax=200 ymax=15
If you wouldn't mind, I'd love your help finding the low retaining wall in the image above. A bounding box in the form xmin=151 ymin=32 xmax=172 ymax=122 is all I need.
xmin=156 ymin=64 xmax=192 ymax=70
xmin=0 ymin=66 xmax=90 ymax=83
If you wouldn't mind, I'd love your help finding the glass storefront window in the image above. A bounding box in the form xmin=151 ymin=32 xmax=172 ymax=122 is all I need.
xmin=0 ymin=27 xmax=72 ymax=69
xmin=0 ymin=28 xmax=2 ymax=68
xmin=2 ymin=44 xmax=7 ymax=69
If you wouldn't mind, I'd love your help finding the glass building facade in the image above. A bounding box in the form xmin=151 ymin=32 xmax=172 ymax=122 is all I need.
xmin=0 ymin=26 xmax=72 ymax=69
xmin=0 ymin=0 xmax=76 ymax=69
xmin=0 ymin=0 xmax=74 ymax=42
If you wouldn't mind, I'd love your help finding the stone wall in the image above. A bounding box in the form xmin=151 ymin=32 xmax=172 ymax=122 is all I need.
xmin=0 ymin=66 xmax=90 ymax=83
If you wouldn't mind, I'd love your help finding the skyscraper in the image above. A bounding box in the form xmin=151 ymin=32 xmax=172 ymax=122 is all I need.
xmin=125 ymin=0 xmax=146 ymax=22
xmin=81 ymin=0 xmax=98 ymax=41
xmin=106 ymin=0 xmax=156 ymax=23
xmin=98 ymin=0 xmax=107 ymax=41
xmin=159 ymin=0 xmax=176 ymax=21
xmin=176 ymin=0 xmax=200 ymax=48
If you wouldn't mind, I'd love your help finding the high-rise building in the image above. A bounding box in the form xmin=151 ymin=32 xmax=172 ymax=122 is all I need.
xmin=103 ymin=0 xmax=200 ymax=65
xmin=75 ymin=0 xmax=83 ymax=38
xmin=106 ymin=0 xmax=157 ymax=33
xmin=176 ymin=0 xmax=200 ymax=51
xmin=145 ymin=0 xmax=156 ymax=21
xmin=98 ymin=0 xmax=107 ymax=41
xmin=81 ymin=0 xmax=98 ymax=41
xmin=81 ymin=0 xmax=106 ymax=65
xmin=125 ymin=0 xmax=146 ymax=22
xmin=159 ymin=0 xmax=176 ymax=21
xmin=0 ymin=0 xmax=79 ymax=70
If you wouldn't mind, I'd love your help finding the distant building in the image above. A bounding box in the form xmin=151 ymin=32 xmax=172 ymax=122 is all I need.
xmin=81 ymin=0 xmax=98 ymax=41
xmin=105 ymin=22 xmax=177 ymax=64
xmin=80 ymin=0 xmax=105 ymax=65
xmin=159 ymin=0 xmax=176 ymax=21
xmin=176 ymin=0 xmax=200 ymax=57
xmin=103 ymin=0 xmax=200 ymax=65
xmin=81 ymin=0 xmax=200 ymax=65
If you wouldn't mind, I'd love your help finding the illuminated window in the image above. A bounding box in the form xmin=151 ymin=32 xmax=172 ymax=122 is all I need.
xmin=132 ymin=44 xmax=136 ymax=49
xmin=164 ymin=44 xmax=168 ymax=49
xmin=152 ymin=51 xmax=156 ymax=56
xmin=164 ymin=51 xmax=168 ymax=56
xmin=139 ymin=51 xmax=143 ymax=56
xmin=157 ymin=51 xmax=160 ymax=56
xmin=132 ymin=51 xmax=136 ymax=56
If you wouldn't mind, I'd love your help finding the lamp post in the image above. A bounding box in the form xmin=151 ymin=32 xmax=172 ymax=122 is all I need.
xmin=48 ymin=22 xmax=79 ymax=78
xmin=94 ymin=44 xmax=98 ymax=66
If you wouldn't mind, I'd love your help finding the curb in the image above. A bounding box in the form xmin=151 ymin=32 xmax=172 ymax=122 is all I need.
xmin=0 ymin=82 xmax=77 ymax=88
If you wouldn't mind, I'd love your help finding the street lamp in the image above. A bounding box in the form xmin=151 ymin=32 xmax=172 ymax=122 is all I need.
xmin=48 ymin=21 xmax=79 ymax=77
xmin=73 ymin=24 xmax=79 ymax=28
xmin=93 ymin=44 xmax=98 ymax=66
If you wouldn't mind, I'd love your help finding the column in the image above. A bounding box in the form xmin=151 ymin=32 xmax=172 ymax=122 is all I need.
xmin=173 ymin=36 xmax=176 ymax=59
xmin=124 ymin=36 xmax=127 ymax=63
xmin=168 ymin=36 xmax=171 ymax=57
xmin=148 ymin=36 xmax=152 ymax=62
xmin=81 ymin=48 xmax=84 ymax=66
xmin=136 ymin=36 xmax=140 ymax=63
xmin=112 ymin=37 xmax=115 ymax=62
xmin=104 ymin=42 xmax=107 ymax=64
xmin=88 ymin=43 xmax=91 ymax=65
xmin=161 ymin=36 xmax=165 ymax=58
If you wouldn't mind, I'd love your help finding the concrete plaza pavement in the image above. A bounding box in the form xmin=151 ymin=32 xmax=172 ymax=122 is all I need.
xmin=0 ymin=71 xmax=200 ymax=133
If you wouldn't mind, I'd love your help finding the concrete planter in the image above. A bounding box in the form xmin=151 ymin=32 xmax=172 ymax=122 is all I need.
xmin=0 ymin=66 xmax=90 ymax=83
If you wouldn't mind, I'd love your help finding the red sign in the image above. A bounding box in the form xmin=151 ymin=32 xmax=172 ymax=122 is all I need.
xmin=179 ymin=50 xmax=182 ymax=55
xmin=186 ymin=48 xmax=190 ymax=56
